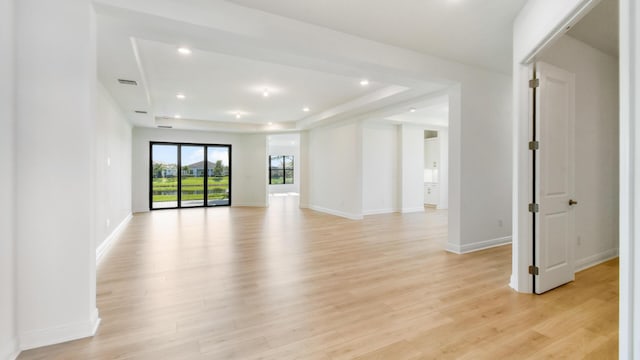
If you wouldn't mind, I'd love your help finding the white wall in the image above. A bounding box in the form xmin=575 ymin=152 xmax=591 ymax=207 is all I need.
xmin=14 ymin=0 xmax=99 ymax=350
xmin=400 ymin=124 xmax=426 ymax=213
xmin=132 ymin=128 xmax=268 ymax=212
xmin=268 ymin=135 xmax=300 ymax=194
xmin=0 ymin=0 xmax=17 ymax=358
xmin=95 ymin=84 xmax=132 ymax=250
xmin=362 ymin=122 xmax=399 ymax=215
xmin=619 ymin=0 xmax=640 ymax=355
xmin=308 ymin=121 xmax=362 ymax=219
xmin=457 ymin=76 xmax=513 ymax=252
xmin=437 ymin=129 xmax=449 ymax=210
xmin=299 ymin=131 xmax=310 ymax=208
xmin=233 ymin=134 xmax=269 ymax=207
xmin=538 ymin=35 xmax=619 ymax=270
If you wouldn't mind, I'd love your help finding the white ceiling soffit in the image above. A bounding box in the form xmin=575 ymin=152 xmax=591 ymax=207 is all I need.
xmin=96 ymin=3 xmax=448 ymax=132
xmin=268 ymin=133 xmax=300 ymax=147
xmin=385 ymin=94 xmax=450 ymax=128
xmin=227 ymin=0 xmax=528 ymax=73
xmin=567 ymin=0 xmax=619 ymax=58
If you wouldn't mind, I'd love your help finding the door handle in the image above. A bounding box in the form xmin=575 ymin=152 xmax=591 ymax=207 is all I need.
xmin=569 ymin=199 xmax=578 ymax=206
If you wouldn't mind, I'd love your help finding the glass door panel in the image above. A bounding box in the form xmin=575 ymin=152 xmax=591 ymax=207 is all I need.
xmin=151 ymin=144 xmax=178 ymax=209
xmin=207 ymin=146 xmax=230 ymax=206
xmin=284 ymin=155 xmax=294 ymax=184
xmin=269 ymin=156 xmax=284 ymax=184
xmin=180 ymin=145 xmax=205 ymax=207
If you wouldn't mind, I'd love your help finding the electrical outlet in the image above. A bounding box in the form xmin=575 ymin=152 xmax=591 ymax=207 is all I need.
xmin=107 ymin=157 xmax=111 ymax=167
xmin=106 ymin=218 xmax=110 ymax=228
xmin=577 ymin=236 xmax=581 ymax=246
xmin=498 ymin=219 xmax=503 ymax=227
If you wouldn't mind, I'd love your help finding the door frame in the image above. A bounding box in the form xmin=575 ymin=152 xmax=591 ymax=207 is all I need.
xmin=513 ymin=0 xmax=639 ymax=355
xmin=148 ymin=141 xmax=232 ymax=210
xmin=512 ymin=0 xmax=600 ymax=295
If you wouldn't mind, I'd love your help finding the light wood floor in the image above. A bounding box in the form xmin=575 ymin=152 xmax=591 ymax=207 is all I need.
xmin=19 ymin=196 xmax=618 ymax=359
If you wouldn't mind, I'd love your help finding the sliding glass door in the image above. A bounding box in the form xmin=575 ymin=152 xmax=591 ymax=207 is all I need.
xmin=150 ymin=142 xmax=231 ymax=210
xmin=207 ymin=146 xmax=230 ymax=206
xmin=180 ymin=145 xmax=205 ymax=208
xmin=151 ymin=144 xmax=179 ymax=209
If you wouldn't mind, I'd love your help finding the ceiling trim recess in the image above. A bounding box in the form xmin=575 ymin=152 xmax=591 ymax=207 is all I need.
xmin=95 ymin=0 xmax=453 ymax=133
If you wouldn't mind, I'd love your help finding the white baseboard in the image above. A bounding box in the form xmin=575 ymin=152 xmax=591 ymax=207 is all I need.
xmin=401 ymin=207 xmax=425 ymax=214
xmin=446 ymin=236 xmax=512 ymax=254
xmin=363 ymin=208 xmax=397 ymax=216
xmin=96 ymin=213 xmax=132 ymax=265
xmin=19 ymin=308 xmax=100 ymax=351
xmin=309 ymin=205 xmax=363 ymax=220
xmin=509 ymin=274 xmax=517 ymax=292
xmin=0 ymin=337 xmax=20 ymax=360
xmin=575 ymin=248 xmax=619 ymax=273
xmin=231 ymin=202 xmax=267 ymax=207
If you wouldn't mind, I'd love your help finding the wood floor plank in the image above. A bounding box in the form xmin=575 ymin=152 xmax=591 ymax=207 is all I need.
xmin=18 ymin=196 xmax=618 ymax=359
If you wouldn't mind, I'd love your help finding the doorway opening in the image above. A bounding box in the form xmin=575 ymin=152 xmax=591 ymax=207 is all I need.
xmin=267 ymin=134 xmax=301 ymax=207
xmin=360 ymin=93 xmax=451 ymax=219
xmin=523 ymin=0 xmax=619 ymax=294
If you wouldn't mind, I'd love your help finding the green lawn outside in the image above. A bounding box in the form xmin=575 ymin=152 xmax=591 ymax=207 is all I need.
xmin=152 ymin=176 xmax=229 ymax=202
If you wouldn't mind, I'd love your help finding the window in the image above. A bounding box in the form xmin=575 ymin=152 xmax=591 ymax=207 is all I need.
xmin=150 ymin=142 xmax=231 ymax=210
xmin=269 ymin=155 xmax=294 ymax=184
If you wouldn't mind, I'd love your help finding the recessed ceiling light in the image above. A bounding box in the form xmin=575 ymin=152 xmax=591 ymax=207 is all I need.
xmin=235 ymin=113 xmax=241 ymax=119
xmin=174 ymin=114 xmax=181 ymax=119
xmin=267 ymin=122 xmax=273 ymax=125
xmin=360 ymin=79 xmax=370 ymax=86
xmin=177 ymin=47 xmax=192 ymax=55
xmin=263 ymin=88 xmax=270 ymax=97
xmin=302 ymin=107 xmax=310 ymax=112
xmin=176 ymin=93 xmax=186 ymax=100
xmin=410 ymin=107 xmax=417 ymax=113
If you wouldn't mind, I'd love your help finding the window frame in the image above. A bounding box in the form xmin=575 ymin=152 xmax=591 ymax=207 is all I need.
xmin=269 ymin=155 xmax=294 ymax=185
xmin=149 ymin=141 xmax=232 ymax=210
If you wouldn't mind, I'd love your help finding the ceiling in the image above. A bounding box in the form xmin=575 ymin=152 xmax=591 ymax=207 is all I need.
xmin=97 ymin=8 xmax=446 ymax=132
xmin=385 ymin=95 xmax=449 ymax=128
xmin=138 ymin=38 xmax=386 ymax=124
xmin=96 ymin=0 xmax=527 ymax=132
xmin=228 ymin=0 xmax=528 ymax=73
xmin=567 ymin=0 xmax=619 ymax=58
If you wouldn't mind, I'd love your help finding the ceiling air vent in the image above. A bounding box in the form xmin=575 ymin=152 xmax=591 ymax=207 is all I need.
xmin=117 ymin=79 xmax=138 ymax=86
xmin=134 ymin=110 xmax=147 ymax=114
xmin=157 ymin=125 xmax=173 ymax=129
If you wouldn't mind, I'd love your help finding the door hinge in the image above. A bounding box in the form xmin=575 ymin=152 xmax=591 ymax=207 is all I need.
xmin=528 ymin=265 xmax=539 ymax=275
xmin=529 ymin=79 xmax=540 ymax=88
xmin=528 ymin=141 xmax=539 ymax=150
xmin=528 ymin=203 xmax=539 ymax=213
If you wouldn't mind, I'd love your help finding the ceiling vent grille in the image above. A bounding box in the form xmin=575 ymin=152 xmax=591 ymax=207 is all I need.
xmin=134 ymin=110 xmax=147 ymax=114
xmin=117 ymin=79 xmax=138 ymax=86
xmin=157 ymin=125 xmax=173 ymax=129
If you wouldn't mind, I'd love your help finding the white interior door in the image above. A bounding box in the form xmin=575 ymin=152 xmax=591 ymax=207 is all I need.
xmin=534 ymin=62 xmax=576 ymax=294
